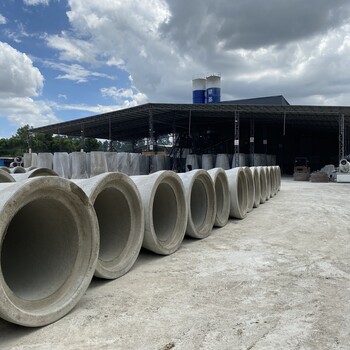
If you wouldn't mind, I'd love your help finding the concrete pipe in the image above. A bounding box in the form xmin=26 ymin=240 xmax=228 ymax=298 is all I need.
xmin=53 ymin=152 xmax=71 ymax=179
xmin=70 ymin=152 xmax=88 ymax=179
xmin=207 ymin=168 xmax=230 ymax=227
xmin=202 ymin=154 xmax=214 ymax=170
xmin=37 ymin=153 xmax=53 ymax=169
xmin=88 ymin=151 xmax=108 ymax=177
xmin=0 ymin=167 xmax=11 ymax=174
xmin=11 ymin=166 xmax=26 ymax=174
xmin=12 ymin=168 xmax=58 ymax=182
xmin=339 ymin=159 xmax=350 ymax=173
xmin=0 ymin=169 xmax=15 ymax=183
xmin=256 ymin=167 xmax=267 ymax=204
xmin=0 ymin=177 xmax=99 ymax=327
xmin=185 ymin=154 xmax=199 ymax=172
xmin=275 ymin=166 xmax=281 ymax=191
xmin=215 ymin=154 xmax=230 ymax=170
xmin=264 ymin=166 xmax=271 ymax=201
xmin=250 ymin=167 xmax=261 ymax=209
xmin=225 ymin=167 xmax=248 ymax=219
xmin=268 ymin=166 xmax=277 ymax=197
xmin=243 ymin=167 xmax=255 ymax=213
xmin=73 ymin=172 xmax=144 ymax=279
xmin=178 ymin=170 xmax=216 ymax=239
xmin=131 ymin=171 xmax=187 ymax=255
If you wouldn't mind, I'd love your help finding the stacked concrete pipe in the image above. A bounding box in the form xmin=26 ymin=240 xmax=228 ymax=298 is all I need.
xmin=73 ymin=172 xmax=144 ymax=279
xmin=215 ymin=154 xmax=230 ymax=170
xmin=0 ymin=167 xmax=11 ymax=174
xmin=0 ymin=169 xmax=15 ymax=183
xmin=207 ymin=168 xmax=230 ymax=227
xmin=226 ymin=167 xmax=248 ymax=219
xmin=243 ymin=167 xmax=255 ymax=213
xmin=11 ymin=166 xmax=26 ymax=174
xmin=250 ymin=167 xmax=261 ymax=208
xmin=269 ymin=166 xmax=277 ymax=197
xmin=37 ymin=152 xmax=53 ymax=169
xmin=264 ymin=166 xmax=271 ymax=200
xmin=275 ymin=166 xmax=281 ymax=191
xmin=12 ymin=168 xmax=58 ymax=182
xmin=0 ymin=177 xmax=99 ymax=327
xmin=178 ymin=170 xmax=216 ymax=239
xmin=202 ymin=154 xmax=214 ymax=170
xmin=131 ymin=171 xmax=187 ymax=255
xmin=70 ymin=152 xmax=89 ymax=179
xmin=256 ymin=166 xmax=267 ymax=204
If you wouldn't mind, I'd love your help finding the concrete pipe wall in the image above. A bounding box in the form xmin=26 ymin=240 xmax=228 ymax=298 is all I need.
xmin=0 ymin=177 xmax=99 ymax=327
xmin=268 ymin=166 xmax=277 ymax=197
xmin=0 ymin=169 xmax=15 ymax=183
xmin=178 ymin=170 xmax=216 ymax=239
xmin=185 ymin=154 xmax=199 ymax=172
xmin=131 ymin=171 xmax=187 ymax=255
xmin=264 ymin=166 xmax=272 ymax=200
xmin=37 ymin=153 xmax=53 ymax=169
xmin=250 ymin=167 xmax=261 ymax=209
xmin=226 ymin=167 xmax=248 ymax=219
xmin=275 ymin=166 xmax=281 ymax=191
xmin=202 ymin=154 xmax=214 ymax=170
xmin=207 ymin=168 xmax=230 ymax=228
xmin=70 ymin=152 xmax=89 ymax=179
xmin=73 ymin=172 xmax=144 ymax=279
xmin=10 ymin=166 xmax=26 ymax=174
xmin=243 ymin=167 xmax=255 ymax=213
xmin=12 ymin=168 xmax=58 ymax=182
xmin=0 ymin=167 xmax=11 ymax=174
xmin=53 ymin=152 xmax=71 ymax=179
xmin=151 ymin=155 xmax=166 ymax=173
xmin=88 ymin=152 xmax=108 ymax=177
xmin=215 ymin=154 xmax=230 ymax=170
xmin=256 ymin=167 xmax=267 ymax=204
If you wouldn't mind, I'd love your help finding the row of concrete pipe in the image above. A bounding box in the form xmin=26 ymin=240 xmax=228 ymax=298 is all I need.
xmin=0 ymin=165 xmax=281 ymax=327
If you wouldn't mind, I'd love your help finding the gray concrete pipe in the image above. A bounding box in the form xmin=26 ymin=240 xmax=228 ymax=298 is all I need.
xmin=37 ymin=152 xmax=53 ymax=169
xmin=256 ymin=166 xmax=267 ymax=204
xmin=70 ymin=152 xmax=89 ymax=179
xmin=0 ymin=169 xmax=15 ymax=183
xmin=0 ymin=177 xmax=99 ymax=327
xmin=264 ymin=166 xmax=271 ymax=200
xmin=88 ymin=151 xmax=108 ymax=177
xmin=268 ymin=166 xmax=277 ymax=197
xmin=185 ymin=154 xmax=199 ymax=171
xmin=72 ymin=172 xmax=144 ymax=279
xmin=243 ymin=167 xmax=255 ymax=213
xmin=131 ymin=171 xmax=187 ymax=255
xmin=0 ymin=166 xmax=11 ymax=174
xmin=207 ymin=168 xmax=230 ymax=227
xmin=225 ymin=167 xmax=248 ymax=219
xmin=250 ymin=167 xmax=261 ymax=208
xmin=178 ymin=170 xmax=216 ymax=239
xmin=339 ymin=159 xmax=350 ymax=173
xmin=275 ymin=166 xmax=281 ymax=191
xmin=10 ymin=166 xmax=26 ymax=174
xmin=202 ymin=154 xmax=214 ymax=170
xmin=12 ymin=168 xmax=58 ymax=182
xmin=215 ymin=154 xmax=230 ymax=170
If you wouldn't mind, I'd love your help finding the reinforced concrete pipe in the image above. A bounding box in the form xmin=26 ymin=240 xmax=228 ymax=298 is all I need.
xmin=178 ymin=170 xmax=216 ymax=239
xmin=0 ymin=177 xmax=99 ymax=327
xmin=268 ymin=166 xmax=277 ymax=197
xmin=12 ymin=168 xmax=58 ymax=182
xmin=264 ymin=166 xmax=271 ymax=201
xmin=243 ymin=167 xmax=255 ymax=213
xmin=73 ymin=172 xmax=144 ymax=279
xmin=207 ymin=168 xmax=230 ymax=227
xmin=0 ymin=169 xmax=15 ymax=183
xmin=37 ymin=153 xmax=53 ymax=169
xmin=339 ymin=159 xmax=350 ymax=173
xmin=250 ymin=167 xmax=261 ymax=209
xmin=10 ymin=166 xmax=26 ymax=174
xmin=0 ymin=167 xmax=11 ymax=174
xmin=256 ymin=167 xmax=267 ymax=204
xmin=273 ymin=166 xmax=281 ymax=191
xmin=226 ymin=167 xmax=248 ymax=219
xmin=131 ymin=171 xmax=187 ymax=255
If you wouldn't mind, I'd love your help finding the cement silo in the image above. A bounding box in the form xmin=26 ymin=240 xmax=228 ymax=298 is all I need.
xmin=192 ymin=76 xmax=206 ymax=104
xmin=206 ymin=74 xmax=221 ymax=103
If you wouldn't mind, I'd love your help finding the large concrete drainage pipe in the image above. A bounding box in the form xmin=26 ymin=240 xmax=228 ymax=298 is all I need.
xmin=12 ymin=168 xmax=58 ymax=182
xmin=250 ymin=167 xmax=261 ymax=208
xmin=275 ymin=166 xmax=281 ymax=191
xmin=73 ymin=172 xmax=144 ymax=279
xmin=226 ymin=167 xmax=248 ymax=219
xmin=257 ymin=167 xmax=267 ymax=204
xmin=207 ymin=168 xmax=230 ymax=227
xmin=243 ymin=167 xmax=255 ymax=213
xmin=264 ymin=166 xmax=271 ymax=201
xmin=268 ymin=166 xmax=277 ymax=197
xmin=0 ymin=169 xmax=15 ymax=183
xmin=178 ymin=170 xmax=216 ymax=239
xmin=131 ymin=171 xmax=187 ymax=255
xmin=0 ymin=177 xmax=99 ymax=327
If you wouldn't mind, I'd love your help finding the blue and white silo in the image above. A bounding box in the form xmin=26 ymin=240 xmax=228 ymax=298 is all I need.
xmin=192 ymin=77 xmax=206 ymax=104
xmin=206 ymin=74 xmax=221 ymax=103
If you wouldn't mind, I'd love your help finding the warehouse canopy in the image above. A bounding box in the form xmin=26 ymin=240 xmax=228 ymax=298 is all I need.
xmin=32 ymin=102 xmax=350 ymax=141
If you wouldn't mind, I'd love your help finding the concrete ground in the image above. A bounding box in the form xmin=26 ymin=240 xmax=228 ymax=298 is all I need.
xmin=1 ymin=178 xmax=350 ymax=350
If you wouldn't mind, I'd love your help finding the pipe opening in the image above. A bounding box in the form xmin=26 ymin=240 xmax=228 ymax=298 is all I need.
xmin=1 ymin=198 xmax=79 ymax=301
xmin=153 ymin=182 xmax=177 ymax=242
xmin=94 ymin=188 xmax=131 ymax=262
xmin=190 ymin=179 xmax=207 ymax=228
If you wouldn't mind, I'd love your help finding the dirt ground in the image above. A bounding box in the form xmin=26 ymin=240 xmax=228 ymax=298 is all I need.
xmin=1 ymin=178 xmax=350 ymax=350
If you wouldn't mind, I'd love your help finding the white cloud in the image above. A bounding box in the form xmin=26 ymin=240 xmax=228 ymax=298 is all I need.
xmin=101 ymin=86 xmax=148 ymax=106
xmin=0 ymin=14 xmax=6 ymax=25
xmin=23 ymin=0 xmax=49 ymax=6
xmin=0 ymin=42 xmax=59 ymax=129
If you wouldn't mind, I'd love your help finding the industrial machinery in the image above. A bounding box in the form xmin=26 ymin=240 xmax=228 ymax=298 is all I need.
xmin=293 ymin=157 xmax=310 ymax=181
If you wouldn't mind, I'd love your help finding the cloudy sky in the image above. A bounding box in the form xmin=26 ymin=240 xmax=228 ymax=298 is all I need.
xmin=1 ymin=0 xmax=350 ymax=137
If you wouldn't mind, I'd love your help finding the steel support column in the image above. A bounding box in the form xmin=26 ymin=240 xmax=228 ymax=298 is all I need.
xmin=149 ymin=109 xmax=155 ymax=151
xmin=234 ymin=111 xmax=240 ymax=167
xmin=339 ymin=114 xmax=345 ymax=160
xmin=250 ymin=119 xmax=255 ymax=166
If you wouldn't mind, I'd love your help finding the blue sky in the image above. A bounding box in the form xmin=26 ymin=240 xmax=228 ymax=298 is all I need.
xmin=1 ymin=0 xmax=350 ymax=138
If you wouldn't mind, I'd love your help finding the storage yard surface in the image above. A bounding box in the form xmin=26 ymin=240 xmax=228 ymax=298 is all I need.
xmin=1 ymin=178 xmax=349 ymax=350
